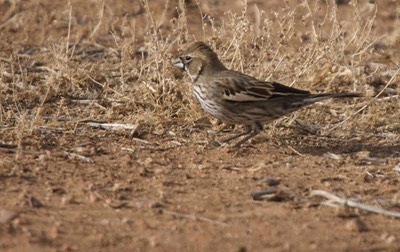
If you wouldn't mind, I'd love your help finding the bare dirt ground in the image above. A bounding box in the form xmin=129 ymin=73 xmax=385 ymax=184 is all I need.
xmin=1 ymin=0 xmax=400 ymax=251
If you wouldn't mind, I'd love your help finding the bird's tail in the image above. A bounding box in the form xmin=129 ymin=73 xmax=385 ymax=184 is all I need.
xmin=300 ymin=92 xmax=362 ymax=105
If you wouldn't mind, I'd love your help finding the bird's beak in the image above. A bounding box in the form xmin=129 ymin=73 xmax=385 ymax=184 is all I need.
xmin=172 ymin=57 xmax=184 ymax=69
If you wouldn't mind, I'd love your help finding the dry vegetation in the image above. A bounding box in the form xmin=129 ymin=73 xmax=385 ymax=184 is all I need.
xmin=1 ymin=0 xmax=400 ymax=251
xmin=1 ymin=0 xmax=399 ymax=145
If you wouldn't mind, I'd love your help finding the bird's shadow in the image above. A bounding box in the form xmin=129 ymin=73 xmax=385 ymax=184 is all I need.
xmin=288 ymin=137 xmax=400 ymax=158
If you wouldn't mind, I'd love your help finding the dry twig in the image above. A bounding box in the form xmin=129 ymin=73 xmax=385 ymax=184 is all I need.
xmin=311 ymin=190 xmax=400 ymax=218
xmin=162 ymin=210 xmax=228 ymax=227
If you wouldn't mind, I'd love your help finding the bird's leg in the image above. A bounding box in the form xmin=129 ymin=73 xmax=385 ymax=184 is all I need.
xmin=234 ymin=122 xmax=263 ymax=148
xmin=221 ymin=125 xmax=252 ymax=143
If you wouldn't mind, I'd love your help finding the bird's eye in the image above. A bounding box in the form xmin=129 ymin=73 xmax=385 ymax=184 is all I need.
xmin=184 ymin=55 xmax=192 ymax=61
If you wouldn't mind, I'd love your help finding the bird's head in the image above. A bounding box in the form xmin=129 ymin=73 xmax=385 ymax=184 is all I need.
xmin=172 ymin=42 xmax=226 ymax=81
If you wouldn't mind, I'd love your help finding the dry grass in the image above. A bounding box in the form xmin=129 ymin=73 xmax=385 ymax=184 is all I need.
xmin=1 ymin=2 xmax=400 ymax=251
xmin=1 ymin=0 xmax=399 ymax=152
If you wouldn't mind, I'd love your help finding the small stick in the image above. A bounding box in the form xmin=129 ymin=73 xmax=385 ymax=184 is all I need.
xmin=87 ymin=122 xmax=138 ymax=131
xmin=311 ymin=190 xmax=400 ymax=218
xmin=66 ymin=0 xmax=72 ymax=55
xmin=0 ymin=142 xmax=17 ymax=149
xmin=162 ymin=210 xmax=228 ymax=227
xmin=131 ymin=138 xmax=152 ymax=145
xmin=288 ymin=146 xmax=306 ymax=157
xmin=64 ymin=152 xmax=94 ymax=163
xmin=90 ymin=0 xmax=106 ymax=38
xmin=0 ymin=147 xmax=43 ymax=155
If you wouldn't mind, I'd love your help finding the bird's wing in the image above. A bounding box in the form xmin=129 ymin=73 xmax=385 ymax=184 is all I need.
xmin=214 ymin=71 xmax=310 ymax=102
xmin=269 ymin=82 xmax=311 ymax=98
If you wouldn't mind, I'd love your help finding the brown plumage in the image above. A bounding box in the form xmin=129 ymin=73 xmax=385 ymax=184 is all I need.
xmin=172 ymin=41 xmax=362 ymax=147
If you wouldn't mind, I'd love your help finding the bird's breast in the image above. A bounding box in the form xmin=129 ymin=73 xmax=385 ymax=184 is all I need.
xmin=192 ymin=82 xmax=232 ymax=122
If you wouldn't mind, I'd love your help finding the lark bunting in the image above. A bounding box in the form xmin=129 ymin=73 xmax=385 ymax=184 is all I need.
xmin=172 ymin=41 xmax=361 ymax=147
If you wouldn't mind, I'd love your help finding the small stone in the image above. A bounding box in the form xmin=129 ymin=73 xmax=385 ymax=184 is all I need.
xmin=0 ymin=209 xmax=18 ymax=224
xmin=144 ymin=157 xmax=153 ymax=166
xmin=260 ymin=177 xmax=280 ymax=186
xmin=121 ymin=217 xmax=131 ymax=224
xmin=27 ymin=196 xmax=44 ymax=208
xmin=61 ymin=195 xmax=77 ymax=206
xmin=238 ymin=245 xmax=247 ymax=252
xmin=89 ymin=192 xmax=100 ymax=203
xmin=355 ymin=151 xmax=370 ymax=159
xmin=345 ymin=218 xmax=368 ymax=232
xmin=52 ymin=187 xmax=67 ymax=195
xmin=381 ymin=233 xmax=397 ymax=244
xmin=151 ymin=202 xmax=165 ymax=208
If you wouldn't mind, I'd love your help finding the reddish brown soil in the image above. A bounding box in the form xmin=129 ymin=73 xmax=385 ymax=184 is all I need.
xmin=1 ymin=0 xmax=400 ymax=251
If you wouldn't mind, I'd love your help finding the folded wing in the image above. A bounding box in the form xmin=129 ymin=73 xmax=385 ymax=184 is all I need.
xmin=215 ymin=71 xmax=310 ymax=102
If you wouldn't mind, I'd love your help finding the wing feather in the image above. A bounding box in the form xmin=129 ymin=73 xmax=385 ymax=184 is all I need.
xmin=214 ymin=71 xmax=273 ymax=101
xmin=212 ymin=70 xmax=310 ymax=102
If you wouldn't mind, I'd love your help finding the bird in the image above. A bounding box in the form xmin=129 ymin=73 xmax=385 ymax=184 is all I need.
xmin=172 ymin=41 xmax=362 ymax=147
